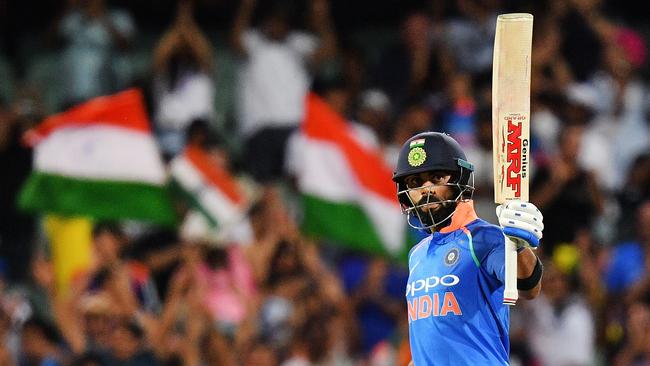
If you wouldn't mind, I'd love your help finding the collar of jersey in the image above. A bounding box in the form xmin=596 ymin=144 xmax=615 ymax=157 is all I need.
xmin=438 ymin=200 xmax=478 ymax=234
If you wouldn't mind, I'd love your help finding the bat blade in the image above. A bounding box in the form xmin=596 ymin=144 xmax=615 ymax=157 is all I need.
xmin=492 ymin=13 xmax=533 ymax=306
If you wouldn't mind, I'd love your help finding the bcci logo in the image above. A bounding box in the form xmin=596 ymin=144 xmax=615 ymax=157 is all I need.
xmin=408 ymin=147 xmax=427 ymax=167
xmin=444 ymin=248 xmax=460 ymax=266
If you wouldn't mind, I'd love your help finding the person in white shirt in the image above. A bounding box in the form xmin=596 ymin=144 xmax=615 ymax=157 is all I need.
xmin=152 ymin=0 xmax=215 ymax=158
xmin=231 ymin=0 xmax=336 ymax=183
xmin=59 ymin=0 xmax=135 ymax=104
xmin=528 ymin=262 xmax=595 ymax=366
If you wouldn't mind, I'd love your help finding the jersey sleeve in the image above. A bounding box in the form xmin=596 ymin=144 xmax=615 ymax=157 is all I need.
xmin=471 ymin=225 xmax=506 ymax=283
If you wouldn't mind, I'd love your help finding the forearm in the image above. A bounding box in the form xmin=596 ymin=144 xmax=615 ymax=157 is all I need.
xmin=231 ymin=0 xmax=254 ymax=55
xmin=517 ymin=248 xmax=542 ymax=299
xmin=153 ymin=30 xmax=182 ymax=72
xmin=179 ymin=26 xmax=214 ymax=71
xmin=310 ymin=0 xmax=337 ymax=64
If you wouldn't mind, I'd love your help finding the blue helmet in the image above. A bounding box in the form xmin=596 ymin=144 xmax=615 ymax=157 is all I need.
xmin=392 ymin=132 xmax=475 ymax=231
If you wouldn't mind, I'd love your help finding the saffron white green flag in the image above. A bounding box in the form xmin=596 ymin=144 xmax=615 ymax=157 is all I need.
xmin=291 ymin=93 xmax=406 ymax=256
xmin=18 ymin=89 xmax=176 ymax=225
xmin=170 ymin=146 xmax=252 ymax=244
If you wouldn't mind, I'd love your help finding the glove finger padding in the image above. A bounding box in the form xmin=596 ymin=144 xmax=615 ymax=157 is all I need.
xmin=496 ymin=200 xmax=544 ymax=247
xmin=503 ymin=200 xmax=541 ymax=217
xmin=498 ymin=209 xmax=544 ymax=231
xmin=498 ymin=214 xmax=542 ymax=239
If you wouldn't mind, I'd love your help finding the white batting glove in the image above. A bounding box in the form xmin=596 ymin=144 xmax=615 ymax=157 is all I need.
xmin=496 ymin=200 xmax=544 ymax=249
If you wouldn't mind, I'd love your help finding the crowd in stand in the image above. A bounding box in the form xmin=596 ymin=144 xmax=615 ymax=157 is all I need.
xmin=0 ymin=0 xmax=649 ymax=365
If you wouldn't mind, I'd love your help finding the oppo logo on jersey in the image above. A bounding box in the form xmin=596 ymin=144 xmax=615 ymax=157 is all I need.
xmin=506 ymin=118 xmax=528 ymax=196
xmin=406 ymin=275 xmax=462 ymax=322
xmin=406 ymin=274 xmax=460 ymax=297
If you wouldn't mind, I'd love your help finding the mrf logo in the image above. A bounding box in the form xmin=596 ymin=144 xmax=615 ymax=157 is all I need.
xmin=505 ymin=116 xmax=528 ymax=197
xmin=406 ymin=275 xmax=462 ymax=322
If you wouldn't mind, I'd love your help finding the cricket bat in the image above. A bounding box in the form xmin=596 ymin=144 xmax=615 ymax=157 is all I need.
xmin=492 ymin=13 xmax=533 ymax=306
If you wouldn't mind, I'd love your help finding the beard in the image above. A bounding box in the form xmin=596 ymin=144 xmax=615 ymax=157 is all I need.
xmin=415 ymin=194 xmax=457 ymax=229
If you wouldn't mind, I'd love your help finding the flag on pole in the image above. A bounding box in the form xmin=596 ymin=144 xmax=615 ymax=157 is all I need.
xmin=292 ymin=93 xmax=405 ymax=256
xmin=18 ymin=89 xmax=175 ymax=225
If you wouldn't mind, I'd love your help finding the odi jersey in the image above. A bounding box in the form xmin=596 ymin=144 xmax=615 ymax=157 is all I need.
xmin=406 ymin=201 xmax=509 ymax=366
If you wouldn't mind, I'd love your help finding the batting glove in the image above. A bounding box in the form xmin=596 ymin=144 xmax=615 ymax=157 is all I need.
xmin=496 ymin=200 xmax=544 ymax=249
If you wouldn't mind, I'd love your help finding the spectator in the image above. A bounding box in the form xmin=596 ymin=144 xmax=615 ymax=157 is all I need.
xmin=170 ymin=240 xmax=256 ymax=334
xmin=19 ymin=317 xmax=65 ymax=366
xmin=528 ymin=261 xmax=596 ymax=366
xmin=355 ymin=89 xmax=392 ymax=147
xmin=374 ymin=12 xmax=448 ymax=116
xmin=384 ymin=102 xmax=433 ymax=168
xmin=616 ymin=153 xmax=650 ymax=241
xmin=59 ymin=0 xmax=136 ymax=104
xmin=152 ymin=0 xmax=216 ymax=158
xmin=0 ymin=307 xmax=16 ymax=366
xmin=0 ymin=101 xmax=35 ymax=283
xmin=555 ymin=0 xmax=606 ymax=82
xmin=85 ymin=223 xmax=160 ymax=314
xmin=531 ymin=124 xmax=603 ymax=255
xmin=348 ymin=257 xmax=404 ymax=355
xmin=531 ymin=17 xmax=573 ymax=97
xmin=243 ymin=341 xmax=278 ymax=366
xmin=70 ymin=351 xmax=107 ymax=366
xmin=440 ymin=73 xmax=477 ymax=148
xmin=442 ymin=0 xmax=498 ymax=75
xmin=462 ymin=107 xmax=497 ymax=221
xmin=577 ymin=29 xmax=650 ymax=192
xmin=613 ymin=301 xmax=650 ymax=366
xmin=105 ymin=319 xmax=158 ymax=366
xmin=604 ymin=201 xmax=650 ymax=296
xmin=231 ymin=0 xmax=336 ymax=183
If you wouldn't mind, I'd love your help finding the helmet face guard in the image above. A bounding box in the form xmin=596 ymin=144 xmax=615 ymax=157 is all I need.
xmin=392 ymin=132 xmax=476 ymax=233
xmin=396 ymin=166 xmax=475 ymax=232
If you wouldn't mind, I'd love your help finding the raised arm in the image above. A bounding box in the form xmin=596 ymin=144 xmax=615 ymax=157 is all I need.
xmin=231 ymin=0 xmax=256 ymax=56
xmin=154 ymin=1 xmax=214 ymax=73
xmin=174 ymin=1 xmax=214 ymax=72
xmin=517 ymin=248 xmax=542 ymax=299
xmin=308 ymin=0 xmax=337 ymax=66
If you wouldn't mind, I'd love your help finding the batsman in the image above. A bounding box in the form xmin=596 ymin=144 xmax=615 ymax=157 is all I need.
xmin=393 ymin=132 xmax=543 ymax=365
xmin=393 ymin=13 xmax=541 ymax=365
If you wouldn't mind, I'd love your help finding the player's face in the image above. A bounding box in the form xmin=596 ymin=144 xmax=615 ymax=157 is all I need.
xmin=404 ymin=171 xmax=453 ymax=212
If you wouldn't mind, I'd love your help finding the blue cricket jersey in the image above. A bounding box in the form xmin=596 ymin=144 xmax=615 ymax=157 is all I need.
xmin=406 ymin=201 xmax=509 ymax=365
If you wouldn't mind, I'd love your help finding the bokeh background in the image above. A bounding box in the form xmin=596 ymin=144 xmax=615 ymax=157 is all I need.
xmin=0 ymin=0 xmax=649 ymax=365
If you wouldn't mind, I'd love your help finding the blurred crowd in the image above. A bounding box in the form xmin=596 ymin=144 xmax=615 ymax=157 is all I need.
xmin=1 ymin=0 xmax=650 ymax=365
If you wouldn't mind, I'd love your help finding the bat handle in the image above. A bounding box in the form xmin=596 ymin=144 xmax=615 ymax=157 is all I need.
xmin=503 ymin=236 xmax=518 ymax=305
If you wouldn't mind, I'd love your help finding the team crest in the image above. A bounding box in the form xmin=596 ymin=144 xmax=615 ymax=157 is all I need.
xmin=408 ymin=147 xmax=427 ymax=167
xmin=444 ymin=248 xmax=460 ymax=266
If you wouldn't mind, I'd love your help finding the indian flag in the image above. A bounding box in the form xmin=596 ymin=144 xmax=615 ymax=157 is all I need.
xmin=292 ymin=93 xmax=405 ymax=256
xmin=170 ymin=145 xmax=251 ymax=243
xmin=18 ymin=89 xmax=176 ymax=225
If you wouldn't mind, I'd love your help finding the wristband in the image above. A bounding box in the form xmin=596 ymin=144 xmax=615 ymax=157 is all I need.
xmin=517 ymin=256 xmax=543 ymax=291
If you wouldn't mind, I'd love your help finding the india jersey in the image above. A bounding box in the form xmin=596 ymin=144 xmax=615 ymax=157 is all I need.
xmin=406 ymin=201 xmax=509 ymax=365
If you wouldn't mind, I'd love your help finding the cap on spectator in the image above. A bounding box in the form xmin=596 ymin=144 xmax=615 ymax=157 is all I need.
xmin=360 ymin=89 xmax=391 ymax=113
xmin=616 ymin=28 xmax=647 ymax=69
